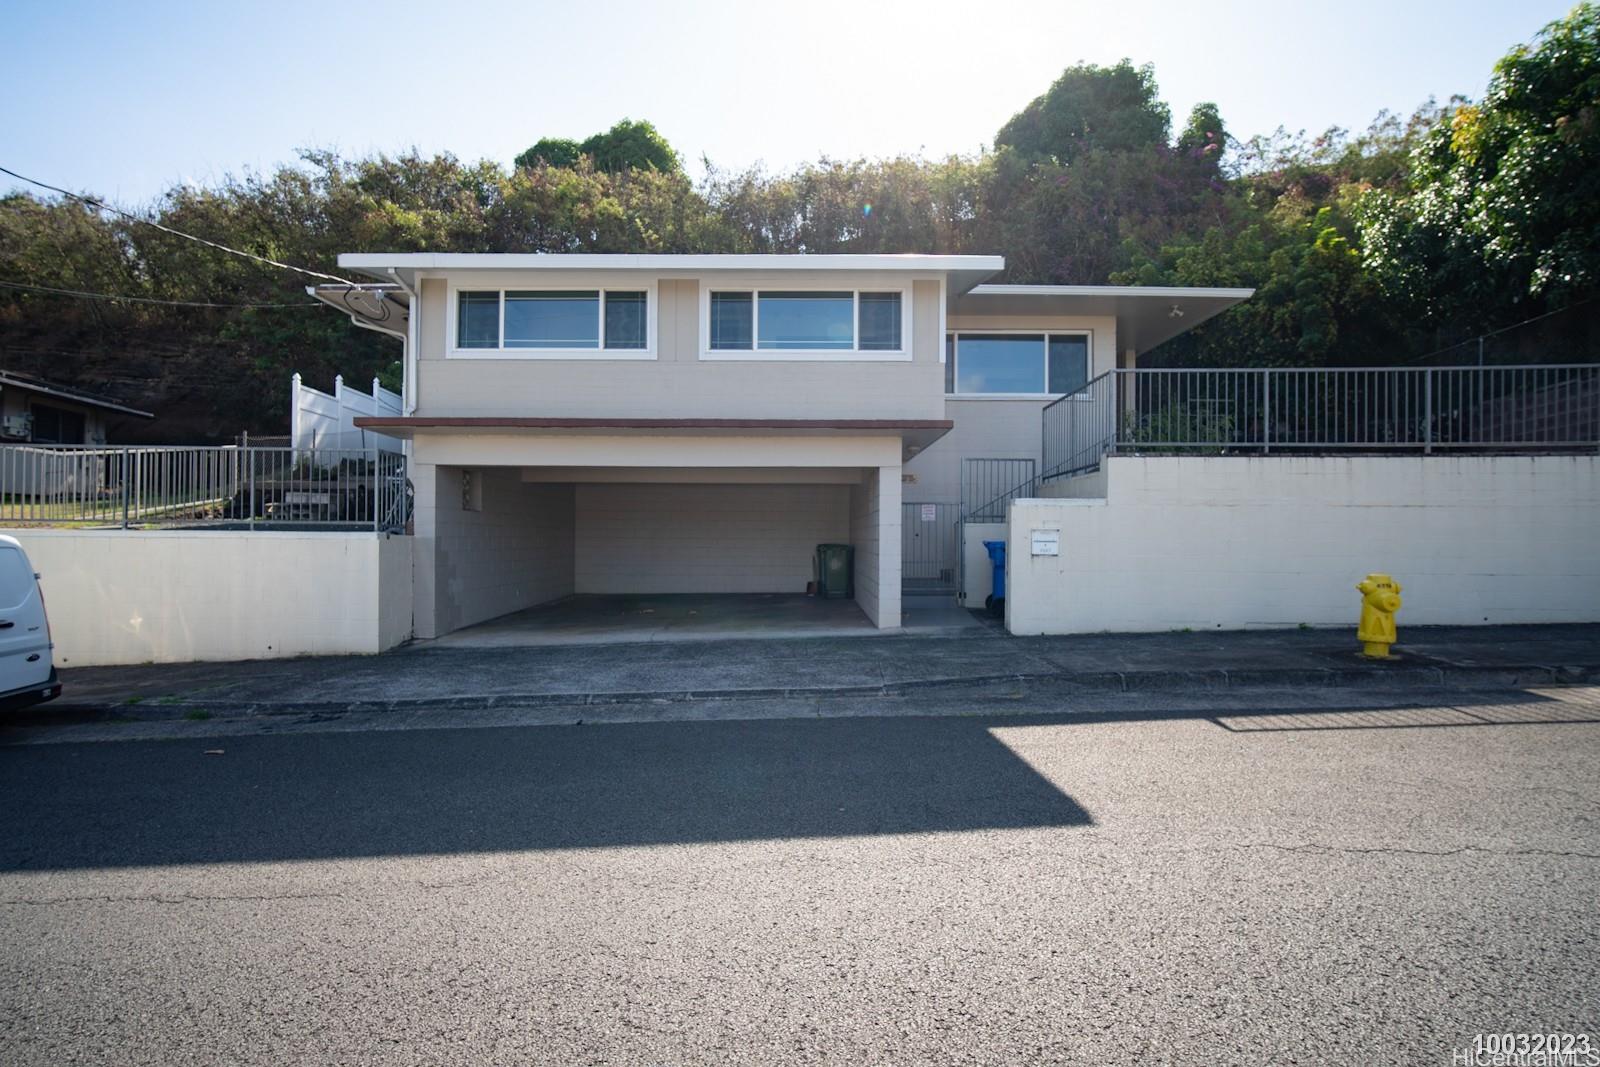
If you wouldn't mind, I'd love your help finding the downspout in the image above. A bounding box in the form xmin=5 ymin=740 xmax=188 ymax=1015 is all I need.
xmin=387 ymin=268 xmax=419 ymax=416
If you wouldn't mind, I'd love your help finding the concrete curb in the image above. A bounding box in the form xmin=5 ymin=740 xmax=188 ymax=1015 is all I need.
xmin=50 ymin=661 xmax=1600 ymax=722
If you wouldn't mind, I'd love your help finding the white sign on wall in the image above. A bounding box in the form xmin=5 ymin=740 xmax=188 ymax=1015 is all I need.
xmin=1031 ymin=529 xmax=1061 ymax=556
xmin=921 ymin=504 xmax=938 ymax=522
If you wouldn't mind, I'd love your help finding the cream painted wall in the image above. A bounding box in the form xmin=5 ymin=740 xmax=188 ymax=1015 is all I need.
xmin=412 ymin=273 xmax=947 ymax=420
xmin=2 ymin=529 xmax=412 ymax=666
xmin=905 ymin=400 xmax=1042 ymax=504
xmin=574 ymin=483 xmax=848 ymax=594
xmin=413 ymin=433 xmax=904 ymax=471
xmin=1005 ymin=455 xmax=1600 ymax=635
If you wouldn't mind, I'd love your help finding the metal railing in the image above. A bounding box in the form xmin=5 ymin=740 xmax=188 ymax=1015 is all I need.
xmin=960 ymin=458 xmax=1038 ymax=522
xmin=0 ymin=445 xmax=410 ymax=531
xmin=1043 ymin=364 xmax=1600 ymax=478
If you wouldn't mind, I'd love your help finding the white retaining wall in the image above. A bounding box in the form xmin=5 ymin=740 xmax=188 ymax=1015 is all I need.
xmin=4 ymin=529 xmax=413 ymax=665
xmin=1006 ymin=455 xmax=1600 ymax=634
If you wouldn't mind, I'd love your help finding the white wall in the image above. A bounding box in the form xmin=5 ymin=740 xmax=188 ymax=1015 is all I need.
xmin=1005 ymin=455 xmax=1600 ymax=634
xmin=574 ymin=483 xmax=848 ymax=594
xmin=2 ymin=529 xmax=412 ymax=666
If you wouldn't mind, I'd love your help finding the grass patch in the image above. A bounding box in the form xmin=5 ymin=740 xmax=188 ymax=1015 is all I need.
xmin=183 ymin=709 xmax=213 ymax=721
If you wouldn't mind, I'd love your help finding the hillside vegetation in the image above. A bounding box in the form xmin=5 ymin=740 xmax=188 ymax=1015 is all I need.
xmin=2 ymin=6 xmax=1597 ymax=442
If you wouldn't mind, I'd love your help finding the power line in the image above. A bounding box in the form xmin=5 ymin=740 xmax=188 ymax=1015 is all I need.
xmin=0 ymin=279 xmax=319 ymax=309
xmin=1406 ymin=294 xmax=1600 ymax=364
xmin=0 ymin=164 xmax=356 ymax=285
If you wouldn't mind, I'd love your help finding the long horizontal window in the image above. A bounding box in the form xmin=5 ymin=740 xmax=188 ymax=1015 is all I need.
xmin=708 ymin=289 xmax=904 ymax=354
xmin=455 ymin=289 xmax=649 ymax=352
xmin=947 ymin=332 xmax=1090 ymax=395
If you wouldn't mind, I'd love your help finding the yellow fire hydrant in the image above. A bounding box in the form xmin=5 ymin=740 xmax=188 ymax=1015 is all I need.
xmin=1356 ymin=573 xmax=1403 ymax=659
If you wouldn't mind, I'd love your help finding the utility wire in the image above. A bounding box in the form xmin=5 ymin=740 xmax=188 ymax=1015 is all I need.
xmin=0 ymin=164 xmax=357 ymax=285
xmin=1405 ymin=294 xmax=1600 ymax=364
xmin=0 ymin=279 xmax=320 ymax=309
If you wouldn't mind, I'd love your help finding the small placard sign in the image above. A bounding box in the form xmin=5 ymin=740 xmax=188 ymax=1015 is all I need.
xmin=1031 ymin=529 xmax=1061 ymax=556
xmin=920 ymin=504 xmax=938 ymax=522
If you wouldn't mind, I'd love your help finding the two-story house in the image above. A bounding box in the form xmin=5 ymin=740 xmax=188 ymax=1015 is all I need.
xmin=313 ymin=254 xmax=1249 ymax=638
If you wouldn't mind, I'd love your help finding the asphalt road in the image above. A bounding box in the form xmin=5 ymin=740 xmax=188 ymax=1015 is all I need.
xmin=2 ymin=688 xmax=1598 ymax=1065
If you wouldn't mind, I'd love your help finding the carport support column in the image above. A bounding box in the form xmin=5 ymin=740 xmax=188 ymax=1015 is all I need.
xmin=411 ymin=460 xmax=442 ymax=639
xmin=876 ymin=464 xmax=902 ymax=630
xmin=851 ymin=462 xmax=901 ymax=630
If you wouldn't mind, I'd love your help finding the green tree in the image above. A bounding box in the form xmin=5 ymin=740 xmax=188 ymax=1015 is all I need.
xmin=1176 ymin=102 xmax=1226 ymax=169
xmin=994 ymin=60 xmax=1172 ymax=165
xmin=580 ymin=119 xmax=680 ymax=173
xmin=514 ymin=138 xmax=582 ymax=170
xmin=1356 ymin=4 xmax=1600 ymax=328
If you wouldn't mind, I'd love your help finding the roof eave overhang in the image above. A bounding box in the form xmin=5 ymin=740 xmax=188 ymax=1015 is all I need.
xmin=307 ymin=284 xmax=410 ymax=340
xmin=336 ymin=253 xmax=1006 ymax=294
xmin=353 ymin=416 xmax=953 ymax=460
xmin=951 ymin=285 xmax=1256 ymax=355
xmin=0 ymin=374 xmax=153 ymax=419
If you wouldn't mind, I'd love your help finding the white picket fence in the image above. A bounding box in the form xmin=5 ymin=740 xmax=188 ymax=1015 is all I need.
xmin=290 ymin=373 xmax=403 ymax=453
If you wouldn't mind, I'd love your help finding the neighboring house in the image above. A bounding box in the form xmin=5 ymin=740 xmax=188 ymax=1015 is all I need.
xmin=0 ymin=370 xmax=153 ymax=445
xmin=310 ymin=254 xmax=1249 ymax=637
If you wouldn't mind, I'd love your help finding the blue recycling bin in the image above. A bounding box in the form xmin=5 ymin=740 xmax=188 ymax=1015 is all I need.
xmin=982 ymin=540 xmax=1006 ymax=616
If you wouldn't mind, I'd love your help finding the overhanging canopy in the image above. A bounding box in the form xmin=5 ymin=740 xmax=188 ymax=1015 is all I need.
xmin=951 ymin=284 xmax=1254 ymax=355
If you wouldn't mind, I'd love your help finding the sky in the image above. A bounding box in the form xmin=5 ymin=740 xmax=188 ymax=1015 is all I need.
xmin=0 ymin=0 xmax=1580 ymax=206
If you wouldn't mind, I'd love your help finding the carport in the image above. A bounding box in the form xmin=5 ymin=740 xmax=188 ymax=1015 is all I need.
xmin=362 ymin=417 xmax=953 ymax=642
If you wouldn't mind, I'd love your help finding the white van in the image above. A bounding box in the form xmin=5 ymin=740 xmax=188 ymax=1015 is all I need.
xmin=0 ymin=535 xmax=61 ymax=711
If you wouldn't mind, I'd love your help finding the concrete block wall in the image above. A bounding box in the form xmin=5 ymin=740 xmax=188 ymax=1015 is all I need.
xmin=1005 ymin=455 xmax=1600 ymax=635
xmin=850 ymin=466 xmax=902 ymax=628
xmin=574 ymin=483 xmax=849 ymax=594
xmin=0 ymin=529 xmax=412 ymax=666
xmin=426 ymin=467 xmax=574 ymax=636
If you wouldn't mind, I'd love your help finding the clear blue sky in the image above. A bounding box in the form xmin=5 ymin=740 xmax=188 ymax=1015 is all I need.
xmin=1 ymin=0 xmax=1578 ymax=205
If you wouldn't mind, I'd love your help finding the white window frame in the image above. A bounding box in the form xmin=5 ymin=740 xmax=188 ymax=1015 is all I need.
xmin=699 ymin=283 xmax=913 ymax=362
xmin=946 ymin=329 xmax=1094 ymax=399
xmin=446 ymin=282 xmax=658 ymax=360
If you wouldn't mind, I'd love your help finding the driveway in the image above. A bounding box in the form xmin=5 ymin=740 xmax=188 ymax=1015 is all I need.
xmin=2 ymin=688 xmax=1597 ymax=1065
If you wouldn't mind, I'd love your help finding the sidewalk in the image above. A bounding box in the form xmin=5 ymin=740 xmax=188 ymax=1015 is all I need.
xmin=42 ymin=623 xmax=1600 ymax=720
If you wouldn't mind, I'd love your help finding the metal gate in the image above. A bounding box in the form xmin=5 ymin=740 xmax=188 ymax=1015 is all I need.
xmin=901 ymin=502 xmax=959 ymax=594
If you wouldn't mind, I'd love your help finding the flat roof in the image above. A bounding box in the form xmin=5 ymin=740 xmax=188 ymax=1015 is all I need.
xmin=952 ymin=284 xmax=1255 ymax=355
xmin=338 ymin=253 xmax=1007 ymax=294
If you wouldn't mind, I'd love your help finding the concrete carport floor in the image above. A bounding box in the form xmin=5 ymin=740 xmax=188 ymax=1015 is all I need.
xmin=426 ymin=593 xmax=985 ymax=648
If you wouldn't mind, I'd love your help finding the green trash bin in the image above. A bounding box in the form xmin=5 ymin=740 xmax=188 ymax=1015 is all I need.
xmin=815 ymin=543 xmax=854 ymax=598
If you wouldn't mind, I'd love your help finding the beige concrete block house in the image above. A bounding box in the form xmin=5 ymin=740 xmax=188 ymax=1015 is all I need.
xmin=312 ymin=253 xmax=1249 ymax=638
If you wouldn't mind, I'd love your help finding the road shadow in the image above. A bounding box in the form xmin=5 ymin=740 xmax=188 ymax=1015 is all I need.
xmin=0 ymin=715 xmax=1093 ymax=872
